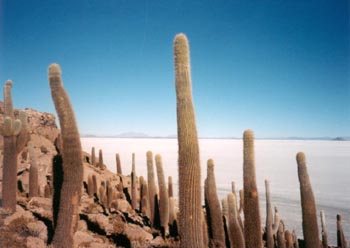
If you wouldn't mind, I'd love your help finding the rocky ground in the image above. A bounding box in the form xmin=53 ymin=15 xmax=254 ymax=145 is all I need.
xmin=0 ymin=103 xmax=179 ymax=247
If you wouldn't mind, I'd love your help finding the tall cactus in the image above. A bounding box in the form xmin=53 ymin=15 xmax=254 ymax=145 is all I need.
xmin=174 ymin=33 xmax=203 ymax=247
xmin=204 ymin=159 xmax=225 ymax=247
xmin=146 ymin=150 xmax=157 ymax=225
xmin=155 ymin=154 xmax=169 ymax=235
xmin=227 ymin=193 xmax=245 ymax=248
xmin=296 ymin=152 xmax=320 ymax=248
xmin=91 ymin=147 xmax=96 ymax=166
xmin=48 ymin=63 xmax=83 ymax=248
xmin=1 ymin=80 xmax=29 ymax=212
xmin=98 ymin=149 xmax=104 ymax=169
xmin=320 ymin=210 xmax=328 ymax=248
xmin=337 ymin=214 xmax=347 ymax=248
xmin=265 ymin=179 xmax=274 ymax=248
xmin=243 ymin=130 xmax=262 ymax=248
xmin=28 ymin=143 xmax=39 ymax=197
xmin=168 ymin=176 xmax=173 ymax=198
xmin=131 ymin=152 xmax=138 ymax=210
xmin=116 ymin=153 xmax=122 ymax=175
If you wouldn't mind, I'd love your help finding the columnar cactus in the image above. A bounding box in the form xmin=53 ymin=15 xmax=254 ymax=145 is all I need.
xmin=146 ymin=150 xmax=157 ymax=225
xmin=106 ymin=181 xmax=113 ymax=208
xmin=221 ymin=198 xmax=231 ymax=248
xmin=168 ymin=176 xmax=173 ymax=198
xmin=1 ymin=80 xmax=29 ymax=212
xmin=337 ymin=214 xmax=347 ymax=248
xmin=292 ymin=230 xmax=299 ymax=248
xmin=140 ymin=176 xmax=150 ymax=218
xmin=28 ymin=144 xmax=39 ymax=198
xmin=285 ymin=230 xmax=293 ymax=248
xmin=320 ymin=210 xmax=328 ymax=248
xmin=227 ymin=193 xmax=245 ymax=248
xmin=87 ymin=174 xmax=94 ymax=197
xmin=277 ymin=221 xmax=286 ymax=248
xmin=204 ymin=159 xmax=225 ymax=247
xmin=174 ymin=33 xmax=203 ymax=247
xmin=98 ymin=149 xmax=104 ymax=169
xmin=155 ymin=154 xmax=169 ymax=235
xmin=265 ymin=179 xmax=274 ymax=248
xmin=296 ymin=152 xmax=320 ymax=248
xmin=116 ymin=153 xmax=122 ymax=175
xmin=131 ymin=153 xmax=138 ymax=210
xmin=202 ymin=210 xmax=209 ymax=248
xmin=48 ymin=63 xmax=83 ymax=248
xmin=243 ymin=130 xmax=262 ymax=248
xmin=91 ymin=147 xmax=96 ymax=166
xmin=92 ymin=174 xmax=98 ymax=197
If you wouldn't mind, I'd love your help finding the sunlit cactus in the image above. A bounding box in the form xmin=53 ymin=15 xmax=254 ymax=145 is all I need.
xmin=48 ymin=63 xmax=83 ymax=248
xmin=147 ymin=150 xmax=157 ymax=225
xmin=320 ymin=210 xmax=328 ymax=248
xmin=131 ymin=152 xmax=138 ymax=209
xmin=277 ymin=221 xmax=286 ymax=248
xmin=243 ymin=130 xmax=262 ymax=248
xmin=227 ymin=193 xmax=245 ymax=248
xmin=28 ymin=143 xmax=39 ymax=198
xmin=174 ymin=33 xmax=203 ymax=247
xmin=116 ymin=153 xmax=122 ymax=175
xmin=204 ymin=159 xmax=225 ymax=247
xmin=91 ymin=147 xmax=96 ymax=166
xmin=265 ymin=179 xmax=274 ymax=248
xmin=296 ymin=152 xmax=320 ymax=248
xmin=155 ymin=154 xmax=169 ymax=235
xmin=98 ymin=149 xmax=104 ymax=169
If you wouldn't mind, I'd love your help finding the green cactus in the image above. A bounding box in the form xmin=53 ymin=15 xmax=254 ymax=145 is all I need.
xmin=204 ymin=159 xmax=225 ymax=247
xmin=227 ymin=193 xmax=245 ymax=248
xmin=1 ymin=80 xmax=29 ymax=212
xmin=265 ymin=179 xmax=274 ymax=248
xmin=146 ymin=150 xmax=157 ymax=225
xmin=337 ymin=214 xmax=347 ymax=248
xmin=28 ymin=143 xmax=39 ymax=198
xmin=155 ymin=154 xmax=169 ymax=236
xmin=131 ymin=152 xmax=138 ymax=210
xmin=91 ymin=147 xmax=96 ymax=166
xmin=243 ymin=130 xmax=262 ymax=248
xmin=174 ymin=33 xmax=203 ymax=248
xmin=116 ymin=153 xmax=122 ymax=175
xmin=48 ymin=63 xmax=83 ymax=248
xmin=320 ymin=210 xmax=328 ymax=248
xmin=296 ymin=152 xmax=320 ymax=248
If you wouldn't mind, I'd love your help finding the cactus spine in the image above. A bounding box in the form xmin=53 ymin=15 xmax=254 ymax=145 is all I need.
xmin=320 ymin=210 xmax=328 ymax=248
xmin=227 ymin=193 xmax=245 ymax=248
xmin=204 ymin=159 xmax=225 ymax=247
xmin=296 ymin=152 xmax=320 ymax=248
xmin=243 ymin=130 xmax=262 ymax=248
xmin=174 ymin=33 xmax=203 ymax=247
xmin=48 ymin=64 xmax=83 ymax=248
xmin=265 ymin=179 xmax=274 ymax=248
xmin=155 ymin=154 xmax=169 ymax=235
xmin=147 ymin=150 xmax=157 ymax=225
xmin=1 ymin=80 xmax=29 ymax=212
xmin=28 ymin=144 xmax=39 ymax=197
xmin=116 ymin=153 xmax=122 ymax=175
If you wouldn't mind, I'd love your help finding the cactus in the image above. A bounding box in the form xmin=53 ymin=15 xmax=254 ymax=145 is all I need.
xmin=202 ymin=209 xmax=209 ymax=248
xmin=116 ymin=153 xmax=122 ymax=175
xmin=155 ymin=154 xmax=169 ymax=235
xmin=52 ymin=135 xmax=63 ymax=230
xmin=221 ymin=198 xmax=231 ymax=248
xmin=204 ymin=159 xmax=225 ymax=247
xmin=131 ymin=152 xmax=138 ymax=209
xmin=106 ymin=181 xmax=113 ymax=208
xmin=243 ymin=130 xmax=262 ymax=248
xmin=28 ymin=143 xmax=39 ymax=198
xmin=92 ymin=174 xmax=98 ymax=197
xmin=174 ymin=33 xmax=203 ymax=247
xmin=140 ymin=177 xmax=151 ymax=218
xmin=1 ymin=80 xmax=29 ymax=212
xmin=265 ymin=179 xmax=274 ymax=248
xmin=98 ymin=149 xmax=104 ymax=169
xmin=44 ymin=183 xmax=52 ymax=198
xmin=87 ymin=174 xmax=94 ymax=197
xmin=285 ymin=230 xmax=293 ymax=248
xmin=48 ymin=63 xmax=83 ymax=248
xmin=146 ymin=150 xmax=157 ymax=225
xmin=168 ymin=176 xmax=173 ymax=198
xmin=91 ymin=147 xmax=96 ymax=166
xmin=296 ymin=152 xmax=320 ymax=248
xmin=320 ymin=210 xmax=328 ymax=248
xmin=292 ymin=230 xmax=299 ymax=248
xmin=227 ymin=193 xmax=245 ymax=248
xmin=99 ymin=184 xmax=106 ymax=203
xmin=337 ymin=214 xmax=347 ymax=248
xmin=277 ymin=221 xmax=286 ymax=248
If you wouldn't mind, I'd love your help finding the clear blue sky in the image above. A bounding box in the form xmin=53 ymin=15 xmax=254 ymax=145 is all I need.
xmin=0 ymin=0 xmax=349 ymax=138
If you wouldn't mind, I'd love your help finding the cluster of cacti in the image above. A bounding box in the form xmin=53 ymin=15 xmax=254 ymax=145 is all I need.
xmin=1 ymin=80 xmax=30 ymax=212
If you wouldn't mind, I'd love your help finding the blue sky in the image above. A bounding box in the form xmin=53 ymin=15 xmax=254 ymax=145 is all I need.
xmin=0 ymin=0 xmax=349 ymax=138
